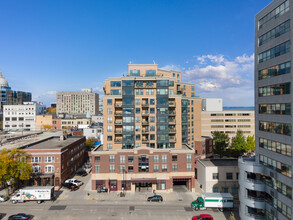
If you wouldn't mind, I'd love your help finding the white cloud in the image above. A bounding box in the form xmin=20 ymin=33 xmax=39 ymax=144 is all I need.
xmin=159 ymin=64 xmax=181 ymax=71
xmin=197 ymin=54 xmax=225 ymax=64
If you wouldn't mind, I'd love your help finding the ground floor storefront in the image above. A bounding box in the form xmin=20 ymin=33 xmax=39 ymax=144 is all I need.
xmin=92 ymin=176 xmax=195 ymax=192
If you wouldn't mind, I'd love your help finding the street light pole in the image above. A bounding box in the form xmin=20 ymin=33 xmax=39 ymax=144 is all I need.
xmin=123 ymin=167 xmax=125 ymax=195
xmin=21 ymin=123 xmax=23 ymax=137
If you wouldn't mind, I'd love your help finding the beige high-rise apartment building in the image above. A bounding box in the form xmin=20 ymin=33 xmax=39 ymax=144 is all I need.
xmin=56 ymin=88 xmax=99 ymax=116
xmin=201 ymin=98 xmax=255 ymax=139
xmin=90 ymin=63 xmax=201 ymax=193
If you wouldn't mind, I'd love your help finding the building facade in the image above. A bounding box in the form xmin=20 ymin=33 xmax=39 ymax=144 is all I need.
xmin=197 ymin=159 xmax=239 ymax=199
xmin=201 ymin=99 xmax=255 ymax=139
xmin=239 ymin=1 xmax=293 ymax=220
xmin=56 ymin=88 xmax=99 ymax=116
xmin=91 ymin=63 xmax=200 ymax=192
xmin=6 ymin=90 xmax=32 ymax=105
xmin=3 ymin=102 xmax=46 ymax=131
xmin=20 ymin=136 xmax=86 ymax=187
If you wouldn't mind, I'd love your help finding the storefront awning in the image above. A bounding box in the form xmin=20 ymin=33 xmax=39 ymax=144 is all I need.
xmin=131 ymin=178 xmax=157 ymax=183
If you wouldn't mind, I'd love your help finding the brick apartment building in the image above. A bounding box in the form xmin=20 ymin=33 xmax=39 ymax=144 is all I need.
xmin=20 ymin=135 xmax=86 ymax=187
xmin=90 ymin=63 xmax=200 ymax=192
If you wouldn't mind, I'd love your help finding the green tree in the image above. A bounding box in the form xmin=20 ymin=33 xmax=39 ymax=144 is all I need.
xmin=246 ymin=135 xmax=255 ymax=152
xmin=231 ymin=130 xmax=247 ymax=157
xmin=0 ymin=120 xmax=3 ymax=131
xmin=86 ymin=137 xmax=98 ymax=150
xmin=212 ymin=131 xmax=230 ymax=158
xmin=0 ymin=148 xmax=32 ymax=195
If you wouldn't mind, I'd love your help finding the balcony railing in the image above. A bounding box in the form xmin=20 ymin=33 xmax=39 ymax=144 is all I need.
xmin=169 ymin=102 xmax=175 ymax=106
xmin=169 ymin=129 xmax=176 ymax=133
xmin=114 ymin=139 xmax=122 ymax=143
xmin=115 ymin=112 xmax=122 ymax=116
xmin=115 ymin=121 xmax=122 ymax=125
xmin=115 ymin=104 xmax=122 ymax=107
xmin=246 ymin=212 xmax=265 ymax=220
xmin=169 ymin=111 xmax=176 ymax=115
xmin=114 ymin=130 xmax=122 ymax=134
xmin=142 ymin=121 xmax=149 ymax=125
xmin=246 ymin=196 xmax=265 ymax=202
xmin=169 ymin=120 xmax=176 ymax=124
xmin=142 ymin=103 xmax=149 ymax=107
xmin=142 ymin=139 xmax=149 ymax=143
xmin=142 ymin=112 xmax=149 ymax=116
xmin=142 ymin=130 xmax=149 ymax=134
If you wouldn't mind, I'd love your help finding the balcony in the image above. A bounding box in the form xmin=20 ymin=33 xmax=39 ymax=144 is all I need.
xmin=115 ymin=103 xmax=122 ymax=108
xmin=142 ymin=103 xmax=149 ymax=107
xmin=242 ymin=178 xmax=265 ymax=192
xmin=169 ymin=120 xmax=176 ymax=124
xmin=142 ymin=129 xmax=149 ymax=134
xmin=114 ymin=139 xmax=122 ymax=143
xmin=115 ymin=112 xmax=122 ymax=116
xmin=142 ymin=121 xmax=149 ymax=125
xmin=142 ymin=112 xmax=149 ymax=116
xmin=242 ymin=196 xmax=265 ymax=210
xmin=169 ymin=137 xmax=176 ymax=142
xmin=169 ymin=129 xmax=176 ymax=133
xmin=142 ymin=139 xmax=149 ymax=143
xmin=114 ymin=121 xmax=122 ymax=125
xmin=169 ymin=111 xmax=176 ymax=115
xmin=168 ymin=102 xmax=175 ymax=107
xmin=114 ymin=130 xmax=122 ymax=134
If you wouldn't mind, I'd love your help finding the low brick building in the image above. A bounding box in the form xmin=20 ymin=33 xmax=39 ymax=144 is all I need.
xmin=20 ymin=136 xmax=86 ymax=187
xmin=90 ymin=145 xmax=196 ymax=193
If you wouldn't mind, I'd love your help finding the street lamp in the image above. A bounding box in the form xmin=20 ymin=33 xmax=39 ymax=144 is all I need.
xmin=122 ymin=167 xmax=126 ymax=196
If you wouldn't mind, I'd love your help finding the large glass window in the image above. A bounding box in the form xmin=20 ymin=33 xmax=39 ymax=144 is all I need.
xmin=136 ymin=89 xmax=143 ymax=95
xmin=130 ymin=70 xmax=140 ymax=76
xmin=146 ymin=81 xmax=154 ymax=87
xmin=157 ymin=89 xmax=168 ymax=95
xmin=146 ymin=70 xmax=156 ymax=77
xmin=258 ymin=0 xmax=289 ymax=29
xmin=260 ymin=154 xmax=292 ymax=178
xmin=110 ymin=89 xmax=121 ymax=95
xmin=259 ymin=121 xmax=291 ymax=136
xmin=123 ymin=98 xmax=134 ymax=105
xmin=135 ymin=81 xmax=143 ymax=87
xmin=259 ymin=103 xmax=291 ymax=115
xmin=123 ymin=116 xmax=134 ymax=123
xmin=157 ymin=80 xmax=168 ymax=86
xmin=123 ymin=89 xmax=134 ymax=95
xmin=111 ymin=81 xmax=121 ymax=87
xmin=258 ymin=41 xmax=290 ymax=63
xmin=138 ymin=155 xmax=149 ymax=172
xmin=258 ymin=82 xmax=290 ymax=97
xmin=258 ymin=61 xmax=291 ymax=80
xmin=122 ymin=80 xmax=134 ymax=86
xmin=259 ymin=20 xmax=290 ymax=46
xmin=259 ymin=137 xmax=291 ymax=157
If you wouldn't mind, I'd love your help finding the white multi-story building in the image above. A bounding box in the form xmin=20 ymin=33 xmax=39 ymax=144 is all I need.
xmin=3 ymin=102 xmax=46 ymax=131
xmin=56 ymin=88 xmax=99 ymax=116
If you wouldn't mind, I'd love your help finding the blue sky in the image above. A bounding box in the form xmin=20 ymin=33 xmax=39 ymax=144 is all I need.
xmin=0 ymin=0 xmax=272 ymax=106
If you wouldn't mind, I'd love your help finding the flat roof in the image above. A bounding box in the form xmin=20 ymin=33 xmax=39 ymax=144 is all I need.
xmin=199 ymin=158 xmax=238 ymax=167
xmin=22 ymin=136 xmax=84 ymax=150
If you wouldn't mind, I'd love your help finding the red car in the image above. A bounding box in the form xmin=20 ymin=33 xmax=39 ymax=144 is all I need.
xmin=192 ymin=214 xmax=214 ymax=220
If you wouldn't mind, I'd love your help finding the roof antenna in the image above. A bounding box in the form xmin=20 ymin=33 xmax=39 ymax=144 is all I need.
xmin=153 ymin=60 xmax=156 ymax=64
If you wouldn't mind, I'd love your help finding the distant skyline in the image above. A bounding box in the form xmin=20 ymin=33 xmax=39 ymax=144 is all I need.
xmin=0 ymin=0 xmax=272 ymax=106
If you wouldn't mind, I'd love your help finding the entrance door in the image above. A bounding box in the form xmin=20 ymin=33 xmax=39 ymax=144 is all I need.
xmin=110 ymin=180 xmax=117 ymax=191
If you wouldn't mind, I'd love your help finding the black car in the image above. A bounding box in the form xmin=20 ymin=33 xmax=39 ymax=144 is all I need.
xmin=8 ymin=213 xmax=33 ymax=220
xmin=76 ymin=170 xmax=88 ymax=177
xmin=62 ymin=183 xmax=79 ymax=191
xmin=147 ymin=195 xmax=163 ymax=202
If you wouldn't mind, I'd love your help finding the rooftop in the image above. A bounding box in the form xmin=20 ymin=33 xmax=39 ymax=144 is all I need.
xmin=21 ymin=136 xmax=84 ymax=150
xmin=199 ymin=158 xmax=238 ymax=167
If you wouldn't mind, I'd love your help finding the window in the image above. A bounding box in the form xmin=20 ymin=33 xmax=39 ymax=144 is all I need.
xmin=186 ymin=164 xmax=192 ymax=171
xmin=32 ymin=165 xmax=41 ymax=173
xmin=123 ymin=80 xmax=134 ymax=86
xmin=150 ymin=116 xmax=155 ymax=122
xmin=226 ymin=173 xmax=233 ymax=180
xmin=128 ymin=156 xmax=133 ymax=163
xmin=259 ymin=137 xmax=292 ymax=157
xmin=177 ymin=73 xmax=179 ymax=78
xmin=136 ymin=89 xmax=143 ymax=95
xmin=107 ymin=108 xmax=112 ymax=114
xmin=136 ymin=81 xmax=143 ymax=87
xmin=150 ymin=99 xmax=155 ymax=105
xmin=259 ymin=103 xmax=291 ymax=115
xmin=232 ymin=187 xmax=238 ymax=194
xmin=146 ymin=89 xmax=154 ymax=95
xmin=135 ymin=116 xmax=140 ymax=123
xmin=110 ymin=165 xmax=115 ymax=173
xmin=107 ymin=116 xmax=113 ymax=123
xmin=128 ymin=166 xmax=134 ymax=172
xmin=107 ymin=125 xmax=113 ymax=132
xmin=95 ymin=165 xmax=100 ymax=173
xmin=162 ymin=165 xmax=167 ymax=172
xmin=120 ymin=156 xmax=125 ymax=163
xmin=111 ymin=81 xmax=121 ymax=87
xmin=45 ymin=156 xmax=54 ymax=163
xmin=157 ymin=89 xmax=168 ymax=95
xmin=222 ymin=187 xmax=228 ymax=193
xmin=258 ymin=82 xmax=290 ymax=97
xmin=186 ymin=154 xmax=192 ymax=162
xmin=109 ymin=155 xmax=115 ymax=163
xmin=94 ymin=156 xmax=100 ymax=163
xmin=130 ymin=70 xmax=140 ymax=76
xmin=212 ymin=173 xmax=219 ymax=180
xmin=146 ymin=70 xmax=156 ymax=77
xmin=172 ymin=155 xmax=177 ymax=161
xmin=259 ymin=121 xmax=291 ymax=136
xmin=136 ymin=108 xmax=140 ymax=114
xmin=110 ymin=89 xmax=121 ymax=95
xmin=172 ymin=164 xmax=177 ymax=171
xmin=135 ymin=99 xmax=140 ymax=105
xmin=213 ymin=187 xmax=218 ymax=193
xmin=136 ymin=125 xmax=141 ymax=132
xmin=120 ymin=165 xmax=125 ymax=173
xmin=154 ymin=155 xmax=159 ymax=163
xmin=258 ymin=41 xmax=290 ymax=63
xmin=107 ymin=143 xmax=112 ymax=149
xmin=136 ymin=134 xmax=140 ymax=140
xmin=157 ymin=180 xmax=166 ymax=190
xmin=154 ymin=165 xmax=159 ymax=172
xmin=123 ymin=116 xmax=134 ymax=123
xmin=150 ymin=125 xmax=155 ymax=131
xmin=45 ymin=165 xmax=54 ymax=173
xmin=162 ymin=155 xmax=167 ymax=163
xmin=173 ymin=73 xmax=175 ymax=77
xmin=107 ymin=135 xmax=112 ymax=141
xmin=150 ymin=134 xmax=155 ymax=140
xmin=107 ymin=99 xmax=112 ymax=105
xmin=31 ymin=157 xmax=41 ymax=163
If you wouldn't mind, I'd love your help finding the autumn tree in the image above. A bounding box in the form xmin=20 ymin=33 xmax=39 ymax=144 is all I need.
xmin=212 ymin=131 xmax=230 ymax=158
xmin=86 ymin=137 xmax=98 ymax=150
xmin=0 ymin=148 xmax=32 ymax=195
xmin=42 ymin=125 xmax=53 ymax=131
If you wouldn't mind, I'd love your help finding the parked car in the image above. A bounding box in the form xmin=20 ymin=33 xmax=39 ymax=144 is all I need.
xmin=147 ymin=195 xmax=163 ymax=202
xmin=65 ymin=179 xmax=83 ymax=186
xmin=76 ymin=170 xmax=87 ymax=177
xmin=62 ymin=183 xmax=79 ymax=191
xmin=0 ymin=195 xmax=8 ymax=202
xmin=192 ymin=214 xmax=214 ymax=220
xmin=8 ymin=213 xmax=33 ymax=220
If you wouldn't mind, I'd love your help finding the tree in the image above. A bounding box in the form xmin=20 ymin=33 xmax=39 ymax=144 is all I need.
xmin=46 ymin=107 xmax=56 ymax=115
xmin=0 ymin=148 xmax=32 ymax=195
xmin=42 ymin=125 xmax=53 ymax=131
xmin=212 ymin=131 xmax=230 ymax=158
xmin=246 ymin=135 xmax=255 ymax=153
xmin=0 ymin=120 xmax=3 ymax=131
xmin=86 ymin=137 xmax=98 ymax=150
xmin=231 ymin=130 xmax=247 ymax=157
